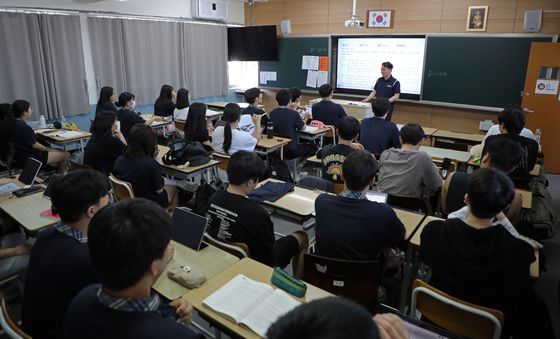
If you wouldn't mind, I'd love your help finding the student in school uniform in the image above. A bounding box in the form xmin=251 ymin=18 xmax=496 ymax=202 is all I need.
xmin=172 ymin=88 xmax=190 ymax=122
xmin=212 ymin=103 xmax=261 ymax=155
xmin=206 ymin=151 xmax=309 ymax=276
xmin=315 ymin=150 xmax=405 ymax=261
xmin=116 ymin=92 xmax=161 ymax=140
xmin=316 ymin=116 xmax=363 ymax=184
xmin=183 ymin=102 xmax=212 ymax=150
xmin=239 ymin=87 xmax=265 ymax=134
xmin=311 ymin=84 xmax=346 ymax=127
xmin=154 ymin=84 xmax=176 ymax=118
xmin=483 ymin=104 xmax=536 ymax=142
xmin=359 ymin=97 xmax=401 ymax=156
xmin=64 ymin=199 xmax=198 ymax=339
xmin=420 ymin=168 xmax=544 ymax=338
xmin=83 ymin=111 xmax=127 ymax=175
xmin=377 ymin=123 xmax=442 ymax=199
xmin=22 ymin=170 xmax=111 ymax=339
xmin=9 ymin=100 xmax=70 ymax=172
xmin=268 ymin=89 xmax=316 ymax=158
xmin=95 ymin=86 xmax=118 ymax=116
xmin=288 ymin=87 xmax=305 ymax=111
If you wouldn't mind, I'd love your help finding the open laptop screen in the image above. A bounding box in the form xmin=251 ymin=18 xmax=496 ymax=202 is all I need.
xmin=18 ymin=157 xmax=42 ymax=186
xmin=171 ymin=208 xmax=208 ymax=251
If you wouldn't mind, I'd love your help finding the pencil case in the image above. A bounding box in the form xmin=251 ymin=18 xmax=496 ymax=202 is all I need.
xmin=270 ymin=267 xmax=307 ymax=298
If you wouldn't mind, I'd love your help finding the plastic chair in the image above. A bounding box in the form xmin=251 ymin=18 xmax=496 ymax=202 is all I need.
xmin=325 ymin=125 xmax=336 ymax=144
xmin=212 ymin=152 xmax=231 ymax=172
xmin=410 ymin=279 xmax=504 ymax=339
xmin=203 ymin=233 xmax=250 ymax=259
xmin=0 ymin=296 xmax=30 ymax=339
xmin=332 ymin=182 xmax=345 ymax=194
xmin=109 ymin=174 xmax=135 ymax=200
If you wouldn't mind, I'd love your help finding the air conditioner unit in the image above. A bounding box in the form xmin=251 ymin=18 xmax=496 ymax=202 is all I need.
xmin=193 ymin=0 xmax=228 ymax=21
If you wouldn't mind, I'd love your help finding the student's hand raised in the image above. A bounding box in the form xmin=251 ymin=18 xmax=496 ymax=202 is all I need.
xmin=170 ymin=298 xmax=193 ymax=324
xmin=373 ymin=314 xmax=409 ymax=339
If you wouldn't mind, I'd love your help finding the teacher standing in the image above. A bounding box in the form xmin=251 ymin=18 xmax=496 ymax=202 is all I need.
xmin=362 ymin=62 xmax=400 ymax=121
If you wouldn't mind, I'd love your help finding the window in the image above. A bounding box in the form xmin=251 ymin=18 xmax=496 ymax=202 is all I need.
xmin=228 ymin=61 xmax=258 ymax=89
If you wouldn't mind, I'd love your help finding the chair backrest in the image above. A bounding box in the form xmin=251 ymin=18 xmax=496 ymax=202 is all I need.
xmin=325 ymin=125 xmax=336 ymax=144
xmin=203 ymin=233 xmax=250 ymax=259
xmin=297 ymin=176 xmax=333 ymax=193
xmin=387 ymin=194 xmax=432 ymax=215
xmin=410 ymin=279 xmax=504 ymax=339
xmin=174 ymin=120 xmax=186 ymax=132
xmin=332 ymin=182 xmax=345 ymax=194
xmin=302 ymin=253 xmax=383 ymax=307
xmin=212 ymin=152 xmax=231 ymax=171
xmin=1 ymin=297 xmax=30 ymax=339
xmin=109 ymin=174 xmax=135 ymax=200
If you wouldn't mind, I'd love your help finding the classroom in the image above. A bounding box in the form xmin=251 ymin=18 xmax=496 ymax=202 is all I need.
xmin=0 ymin=0 xmax=559 ymax=338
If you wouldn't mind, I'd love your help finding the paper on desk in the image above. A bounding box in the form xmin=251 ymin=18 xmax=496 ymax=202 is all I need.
xmin=52 ymin=131 xmax=82 ymax=138
xmin=306 ymin=70 xmax=318 ymax=88
xmin=35 ymin=128 xmax=54 ymax=134
xmin=317 ymin=71 xmax=329 ymax=87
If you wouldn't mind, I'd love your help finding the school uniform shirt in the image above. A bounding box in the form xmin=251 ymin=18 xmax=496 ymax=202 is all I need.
xmin=112 ymin=156 xmax=168 ymax=207
xmin=359 ymin=116 xmax=401 ymax=155
xmin=23 ymin=223 xmax=97 ymax=339
xmin=315 ymin=191 xmax=405 ymax=260
xmin=64 ymin=285 xmax=198 ymax=339
xmin=311 ymin=99 xmax=347 ymax=127
xmin=206 ymin=190 xmax=275 ymax=266
xmin=9 ymin=119 xmax=48 ymax=166
xmin=268 ymin=106 xmax=304 ymax=152
xmin=239 ymin=106 xmax=265 ymax=134
xmin=97 ymin=101 xmax=118 ymax=114
xmin=316 ymin=144 xmax=357 ymax=183
xmin=377 ymin=148 xmax=442 ymax=198
xmin=483 ymin=124 xmax=536 ymax=142
xmin=374 ymin=76 xmax=400 ymax=120
xmin=117 ymin=108 xmax=145 ymax=140
xmin=154 ymin=98 xmax=176 ymax=117
xmin=83 ymin=134 xmax=126 ymax=175
xmin=211 ymin=126 xmax=257 ymax=155
xmin=173 ymin=107 xmax=189 ymax=122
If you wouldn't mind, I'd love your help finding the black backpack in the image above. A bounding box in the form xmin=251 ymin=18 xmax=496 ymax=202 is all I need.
xmin=162 ymin=140 xmax=210 ymax=167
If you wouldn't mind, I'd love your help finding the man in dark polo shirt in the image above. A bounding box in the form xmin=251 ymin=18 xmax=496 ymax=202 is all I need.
xmin=362 ymin=61 xmax=401 ymax=121
xmin=23 ymin=170 xmax=111 ymax=339
xmin=359 ymin=97 xmax=401 ymax=156
xmin=311 ymin=84 xmax=347 ymax=127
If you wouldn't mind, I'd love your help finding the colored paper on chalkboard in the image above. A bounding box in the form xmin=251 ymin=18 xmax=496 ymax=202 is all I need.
xmin=319 ymin=56 xmax=328 ymax=71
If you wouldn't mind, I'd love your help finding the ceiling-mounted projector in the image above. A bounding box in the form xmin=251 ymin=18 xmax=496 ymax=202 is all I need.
xmin=345 ymin=15 xmax=364 ymax=27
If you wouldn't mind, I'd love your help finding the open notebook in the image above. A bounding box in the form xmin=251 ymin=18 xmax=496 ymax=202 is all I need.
xmin=202 ymin=274 xmax=300 ymax=337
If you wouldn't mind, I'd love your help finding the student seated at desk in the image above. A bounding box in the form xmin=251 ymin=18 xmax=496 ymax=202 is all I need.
xmin=482 ymin=106 xmax=538 ymax=188
xmin=206 ymin=151 xmax=309 ymax=276
xmin=377 ymin=123 xmax=442 ymax=199
xmin=483 ymin=104 xmax=536 ymax=143
xmin=113 ymin=125 xmax=179 ymax=208
xmin=9 ymin=100 xmax=70 ymax=172
xmin=64 ymin=199 xmax=197 ymax=339
xmin=95 ymin=86 xmax=118 ymax=116
xmin=288 ymin=87 xmax=305 ymax=112
xmin=183 ymin=102 xmax=212 ymax=151
xmin=268 ymin=89 xmax=316 ymax=158
xmin=359 ymin=97 xmax=400 ymax=156
xmin=22 ymin=170 xmax=110 ymax=339
xmin=173 ymin=88 xmax=190 ymax=121
xmin=212 ymin=103 xmax=261 ymax=155
xmin=316 ymin=116 xmax=363 ymax=184
xmin=116 ymin=92 xmax=161 ymax=140
xmin=84 ymin=111 xmax=126 ymax=175
xmin=420 ymin=168 xmax=551 ymax=338
xmin=311 ymin=84 xmax=347 ymax=127
xmin=154 ymin=84 xmax=176 ymax=118
xmin=239 ymin=87 xmax=265 ymax=134
xmin=315 ymin=150 xmax=404 ymax=261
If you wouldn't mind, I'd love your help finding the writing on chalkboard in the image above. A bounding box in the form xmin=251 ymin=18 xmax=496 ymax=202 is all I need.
xmin=310 ymin=47 xmax=327 ymax=54
xmin=427 ymin=70 xmax=447 ymax=78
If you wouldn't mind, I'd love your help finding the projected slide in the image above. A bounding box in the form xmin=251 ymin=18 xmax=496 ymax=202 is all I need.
xmin=335 ymin=37 xmax=426 ymax=96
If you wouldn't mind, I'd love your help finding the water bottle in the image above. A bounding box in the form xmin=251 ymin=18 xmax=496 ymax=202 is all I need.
xmin=39 ymin=115 xmax=47 ymax=128
xmin=61 ymin=114 xmax=67 ymax=125
xmin=535 ymin=128 xmax=541 ymax=145
xmin=267 ymin=121 xmax=274 ymax=139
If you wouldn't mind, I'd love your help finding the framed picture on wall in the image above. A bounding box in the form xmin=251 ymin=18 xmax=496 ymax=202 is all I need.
xmin=367 ymin=10 xmax=394 ymax=28
xmin=466 ymin=6 xmax=488 ymax=31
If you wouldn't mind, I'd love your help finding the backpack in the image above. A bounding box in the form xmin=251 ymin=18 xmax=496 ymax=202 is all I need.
xmin=529 ymin=173 xmax=560 ymax=239
xmin=162 ymin=140 xmax=210 ymax=167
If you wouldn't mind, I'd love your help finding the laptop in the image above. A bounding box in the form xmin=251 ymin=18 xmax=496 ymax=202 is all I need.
xmin=171 ymin=207 xmax=208 ymax=251
xmin=18 ymin=157 xmax=43 ymax=187
xmin=365 ymin=191 xmax=388 ymax=203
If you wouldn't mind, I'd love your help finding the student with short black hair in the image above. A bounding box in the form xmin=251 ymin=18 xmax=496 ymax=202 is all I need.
xmin=316 ymin=116 xmax=363 ymax=183
xmin=288 ymin=87 xmax=304 ymax=111
xmin=315 ymin=150 xmax=405 ymax=260
xmin=359 ymin=97 xmax=401 ymax=155
xmin=64 ymin=199 xmax=198 ymax=339
xmin=420 ymin=168 xmax=537 ymax=338
xmin=183 ymin=102 xmax=211 ymax=148
xmin=116 ymin=92 xmax=161 ymax=139
xmin=154 ymin=84 xmax=176 ymax=118
xmin=311 ymin=84 xmax=347 ymax=127
xmin=173 ymin=88 xmax=190 ymax=122
xmin=23 ymin=170 xmax=111 ymax=339
xmin=240 ymin=87 xmax=265 ymax=134
xmin=377 ymin=123 xmax=442 ymax=198
xmin=206 ymin=151 xmax=309 ymax=276
xmin=84 ymin=111 xmax=126 ymax=175
xmin=95 ymin=86 xmax=118 ymax=116
xmin=113 ymin=124 xmax=178 ymax=208
xmin=9 ymin=99 xmax=70 ymax=172
xmin=212 ymin=103 xmax=261 ymax=155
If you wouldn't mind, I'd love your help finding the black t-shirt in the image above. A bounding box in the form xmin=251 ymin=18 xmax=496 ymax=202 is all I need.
xmin=83 ymin=134 xmax=126 ymax=175
xmin=96 ymin=101 xmax=118 ymax=115
xmin=117 ymin=109 xmax=145 ymax=139
xmin=9 ymin=119 xmax=40 ymax=165
xmin=206 ymin=190 xmax=275 ymax=265
xmin=112 ymin=156 xmax=167 ymax=207
xmin=154 ymin=98 xmax=176 ymax=117
xmin=241 ymin=106 xmax=265 ymax=116
xmin=359 ymin=117 xmax=401 ymax=155
xmin=316 ymin=144 xmax=356 ymax=183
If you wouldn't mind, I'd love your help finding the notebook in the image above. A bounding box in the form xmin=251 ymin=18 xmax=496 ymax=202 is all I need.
xmin=18 ymin=157 xmax=42 ymax=187
xmin=171 ymin=207 xmax=208 ymax=251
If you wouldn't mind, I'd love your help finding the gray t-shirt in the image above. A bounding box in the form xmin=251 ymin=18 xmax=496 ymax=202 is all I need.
xmin=377 ymin=148 xmax=443 ymax=198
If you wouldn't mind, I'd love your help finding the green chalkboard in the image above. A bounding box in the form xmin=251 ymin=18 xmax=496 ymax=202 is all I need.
xmin=259 ymin=37 xmax=329 ymax=90
xmin=422 ymin=36 xmax=553 ymax=108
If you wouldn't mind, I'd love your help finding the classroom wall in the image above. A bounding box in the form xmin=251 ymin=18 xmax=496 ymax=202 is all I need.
xmin=247 ymin=0 xmax=560 ymax=134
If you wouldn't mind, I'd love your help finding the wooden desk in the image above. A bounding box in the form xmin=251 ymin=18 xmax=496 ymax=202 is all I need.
xmin=420 ymin=146 xmax=472 ymax=163
xmin=255 ymin=137 xmax=291 ymax=160
xmin=207 ymin=102 xmax=262 ymax=110
xmin=156 ymin=145 xmax=220 ymax=180
xmin=432 ymin=130 xmax=485 ymax=144
xmin=36 ymin=128 xmax=92 ymax=152
xmin=516 ymin=189 xmax=532 ymax=209
xmin=307 ymin=155 xmax=321 ymax=165
xmin=183 ymin=258 xmax=332 ymax=339
xmin=394 ymin=209 xmax=426 ymax=240
xmin=153 ymin=241 xmax=239 ymax=300
xmin=309 ymin=98 xmax=371 ymax=120
xmin=256 ymin=179 xmax=321 ymax=218
xmin=298 ymin=126 xmax=330 ymax=148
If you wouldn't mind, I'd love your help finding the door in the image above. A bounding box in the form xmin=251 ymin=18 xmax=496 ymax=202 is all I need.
xmin=522 ymin=42 xmax=560 ymax=174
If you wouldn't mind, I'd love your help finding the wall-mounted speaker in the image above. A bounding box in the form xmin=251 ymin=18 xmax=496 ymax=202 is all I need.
xmin=524 ymin=10 xmax=542 ymax=33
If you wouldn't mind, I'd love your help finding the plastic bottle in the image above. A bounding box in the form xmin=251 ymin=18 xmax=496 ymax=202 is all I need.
xmin=60 ymin=114 xmax=67 ymax=125
xmin=39 ymin=115 xmax=47 ymax=128
xmin=267 ymin=121 xmax=274 ymax=139
xmin=535 ymin=128 xmax=541 ymax=145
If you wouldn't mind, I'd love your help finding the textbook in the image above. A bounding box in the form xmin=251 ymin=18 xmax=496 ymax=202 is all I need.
xmin=202 ymin=274 xmax=300 ymax=337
